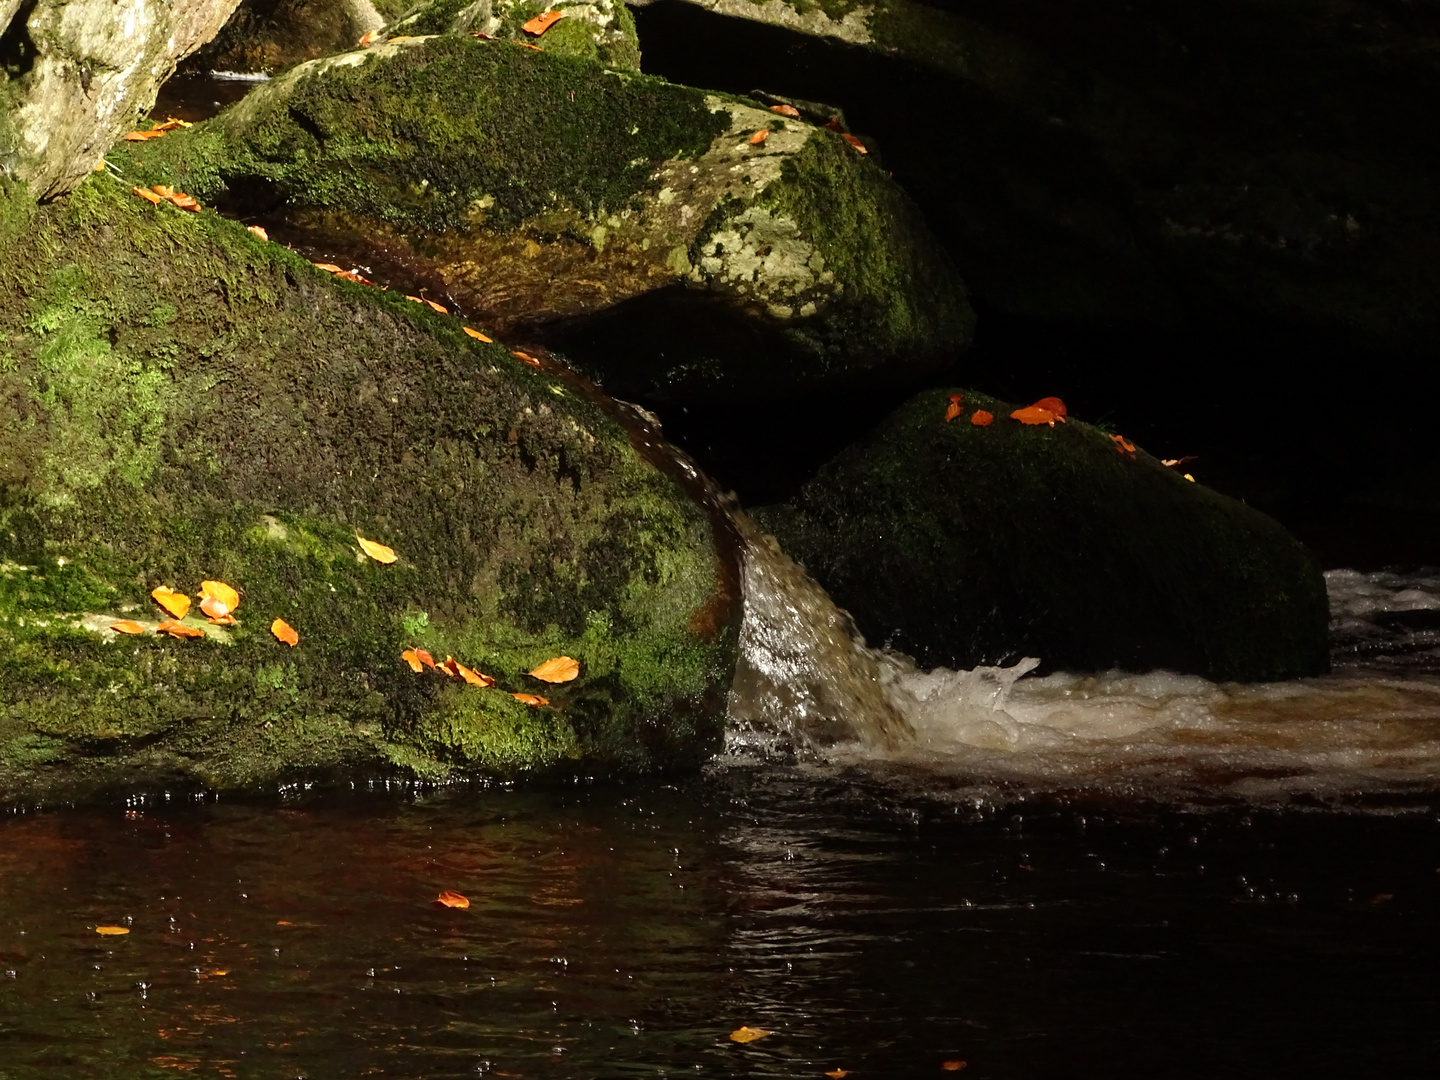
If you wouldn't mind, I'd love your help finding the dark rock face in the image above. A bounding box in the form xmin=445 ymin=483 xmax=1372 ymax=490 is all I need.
xmin=0 ymin=177 xmax=740 ymax=801
xmin=758 ymin=388 xmax=1330 ymax=682
xmin=183 ymin=0 xmax=387 ymax=74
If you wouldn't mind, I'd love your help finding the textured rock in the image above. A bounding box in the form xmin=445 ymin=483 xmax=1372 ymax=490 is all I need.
xmin=0 ymin=0 xmax=243 ymax=198
xmin=758 ymin=388 xmax=1330 ymax=682
xmin=124 ymin=34 xmax=972 ymax=402
xmin=184 ymin=0 xmax=387 ymax=73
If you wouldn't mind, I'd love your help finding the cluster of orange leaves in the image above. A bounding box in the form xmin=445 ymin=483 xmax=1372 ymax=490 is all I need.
xmin=123 ymin=116 xmax=190 ymax=142
xmin=399 ymin=648 xmax=578 ymax=707
xmin=748 ymin=105 xmax=866 ymax=153
xmin=112 ymin=579 xmax=299 ymax=648
xmin=132 ymin=183 xmax=201 ymax=212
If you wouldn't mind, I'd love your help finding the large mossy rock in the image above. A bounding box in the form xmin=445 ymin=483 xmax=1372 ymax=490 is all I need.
xmin=128 ymin=34 xmax=972 ymax=403
xmin=0 ymin=0 xmax=243 ymax=197
xmin=0 ymin=176 xmax=739 ymax=803
xmin=756 ymin=388 xmax=1330 ymax=681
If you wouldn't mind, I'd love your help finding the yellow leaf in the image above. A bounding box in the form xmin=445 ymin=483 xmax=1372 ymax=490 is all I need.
xmin=95 ymin=925 xmax=130 ymax=935
xmin=151 ymin=585 xmax=190 ymax=619
xmin=529 ymin=656 xmax=579 ymax=683
xmin=463 ymin=326 xmax=493 ymax=343
xmin=110 ymin=620 xmax=146 ymax=635
xmin=357 ymin=535 xmax=398 ymax=564
xmin=729 ymin=1026 xmax=770 ymax=1044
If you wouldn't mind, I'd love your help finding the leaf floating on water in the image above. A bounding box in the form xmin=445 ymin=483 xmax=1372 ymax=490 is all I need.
xmin=401 ymin=649 xmax=424 ymax=673
xmin=522 ymin=10 xmax=565 ymax=35
xmin=110 ymin=621 xmax=147 ymax=635
xmin=840 ymin=132 xmax=868 ymax=153
xmin=200 ymin=580 xmax=240 ymax=613
xmin=271 ymin=619 xmax=299 ymax=647
xmin=156 ymin=619 xmax=205 ymax=639
xmin=729 ymin=1026 xmax=770 ymax=1044
xmin=247 ymin=225 xmax=269 ymax=241
xmin=357 ymin=535 xmax=398 ymax=564
xmin=970 ymin=410 xmax=993 ymax=426
xmin=151 ymin=585 xmax=191 ymax=620
xmin=826 ymin=1071 xmax=849 ymax=1078
xmin=95 ymin=925 xmax=130 ymax=936
xmin=511 ymin=692 xmax=549 ymax=707
xmin=435 ymin=890 xmax=470 ymax=908
xmin=132 ymin=185 xmax=165 ymax=204
xmin=529 ymin=656 xmax=579 ymax=683
xmin=749 ymin=129 xmax=770 ymax=145
xmin=463 ymin=326 xmax=493 ymax=343
xmin=941 ymin=1062 xmax=967 ymax=1072
xmin=769 ymin=103 xmax=801 ymax=118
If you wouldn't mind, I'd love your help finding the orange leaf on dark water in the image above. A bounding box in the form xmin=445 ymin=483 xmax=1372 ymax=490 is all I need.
xmin=826 ymin=1071 xmax=848 ymax=1079
xmin=271 ymin=619 xmax=299 ymax=647
xmin=749 ymin=129 xmax=770 ymax=145
xmin=511 ymin=692 xmax=549 ymax=706
xmin=522 ymin=10 xmax=564 ymax=35
xmin=401 ymin=649 xmax=424 ymax=673
xmin=463 ymin=326 xmax=493 ymax=343
xmin=435 ymin=890 xmax=470 ymax=908
xmin=151 ymin=585 xmax=191 ymax=619
xmin=357 ymin=535 xmax=398 ymax=563
xmin=941 ymin=1063 xmax=967 ymax=1072
xmin=729 ymin=1026 xmax=770 ymax=1043
xmin=769 ymin=103 xmax=801 ymax=118
xmin=971 ymin=410 xmax=994 ymax=426
xmin=529 ymin=656 xmax=579 ymax=683
xmin=841 ymin=132 xmax=867 ymax=153
xmin=156 ymin=619 xmax=204 ymax=639
xmin=95 ymin=925 xmax=130 ymax=936
xmin=247 ymin=224 xmax=269 ymax=241
xmin=132 ymin=186 xmax=165 ymax=204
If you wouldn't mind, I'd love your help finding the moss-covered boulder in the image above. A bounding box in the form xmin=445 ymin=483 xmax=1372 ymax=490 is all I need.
xmin=383 ymin=0 xmax=642 ymax=72
xmin=127 ymin=34 xmax=972 ymax=403
xmin=756 ymin=388 xmax=1329 ymax=681
xmin=0 ymin=175 xmax=740 ymax=803
xmin=183 ymin=0 xmax=389 ymax=74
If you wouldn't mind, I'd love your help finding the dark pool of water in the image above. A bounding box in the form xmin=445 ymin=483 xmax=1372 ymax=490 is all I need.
xmin=3 ymin=773 xmax=1437 ymax=1078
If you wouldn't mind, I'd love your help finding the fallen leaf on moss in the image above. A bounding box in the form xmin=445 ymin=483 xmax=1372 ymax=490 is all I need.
xmin=512 ymin=350 xmax=542 ymax=367
xmin=944 ymin=394 xmax=964 ymax=422
xmin=522 ymin=10 xmax=565 ymax=35
xmin=247 ymin=224 xmax=269 ymax=241
xmin=729 ymin=1026 xmax=770 ymax=1044
xmin=200 ymin=580 xmax=240 ymax=612
xmin=271 ymin=619 xmax=299 ymax=647
xmin=517 ymin=41 xmax=544 ymax=51
xmin=334 ymin=269 xmax=374 ymax=285
xmin=529 ymin=656 xmax=580 ymax=683
xmin=156 ymin=619 xmax=204 ymax=640
xmin=749 ymin=129 xmax=770 ymax=145
xmin=440 ymin=656 xmax=462 ymax=678
xmin=150 ymin=184 xmax=175 ymax=197
xmin=406 ymin=294 xmax=424 ymax=304
xmin=95 ymin=926 xmax=130 ymax=936
xmin=463 ymin=326 xmax=493 ymax=343
xmin=414 ymin=648 xmax=437 ymax=671
xmin=971 ymin=410 xmax=994 ymax=426
xmin=1111 ymin=433 xmax=1137 ymax=455
xmin=358 ymin=29 xmax=382 ymax=46
xmin=123 ymin=129 xmax=165 ymax=141
xmin=357 ymin=535 xmax=398 ymax=564
xmin=132 ymin=186 xmax=165 ymax=204
xmin=1161 ymin=455 xmax=1197 ymax=469
xmin=110 ymin=620 xmax=146 ymax=635
xmin=1032 ymin=396 xmax=1067 ymax=418
xmin=153 ymin=117 xmax=192 ymax=131
xmin=1010 ymin=405 xmax=1061 ymax=426
xmin=313 ymin=262 xmax=342 ymax=273
xmin=769 ymin=103 xmax=801 ymax=118
xmin=1184 ymin=473 xmax=1196 ymax=482
xmin=435 ymin=890 xmax=470 ymax=908
xmin=423 ymin=298 xmax=449 ymax=315
xmin=841 ymin=132 xmax=867 ymax=153
xmin=166 ymin=192 xmax=200 ymax=211
xmin=470 ymin=31 xmax=498 ymax=40
xmin=402 ymin=649 xmax=424 ymax=673
xmin=151 ymin=585 xmax=191 ymax=620
xmin=511 ymin=692 xmax=550 ymax=706
xmin=824 ymin=118 xmax=842 ymax=131
xmin=942 ymin=1062 xmax=967 ymax=1072
xmin=453 ymin=661 xmax=496 ymax=688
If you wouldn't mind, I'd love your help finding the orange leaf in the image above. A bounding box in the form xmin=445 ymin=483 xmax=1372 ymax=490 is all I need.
xmin=123 ymin=130 xmax=164 ymax=141
xmin=970 ymin=409 xmax=993 ymax=426
xmin=110 ymin=620 xmax=146 ymax=635
xmin=423 ymin=298 xmax=449 ymax=314
xmin=749 ymin=129 xmax=770 ymax=145
xmin=271 ymin=618 xmax=299 ymax=647
xmin=522 ymin=10 xmax=565 ymax=35
xmin=769 ymin=103 xmax=801 ymax=118
xmin=156 ymin=619 xmax=205 ymax=639
xmin=401 ymin=649 xmax=424 ymax=673
xmin=132 ymin=186 xmax=164 ymax=204
xmin=729 ymin=1026 xmax=770 ymax=1044
xmin=944 ymin=401 xmax=962 ymax=422
xmin=463 ymin=326 xmax=493 ymax=343
xmin=471 ymin=31 xmax=498 ymax=40
xmin=511 ymin=350 xmax=542 ymax=367
xmin=334 ymin=269 xmax=373 ymax=285
xmin=357 ymin=535 xmax=398 ymax=564
xmin=200 ymin=580 xmax=240 ymax=612
xmin=455 ymin=661 xmax=496 ymax=688
xmin=414 ymin=648 xmax=437 ymax=671
xmin=1009 ymin=405 xmax=1059 ymax=426
xmin=151 ymin=585 xmax=191 ymax=620
xmin=1031 ymin=396 xmax=1067 ymax=418
xmin=313 ymin=262 xmax=343 ymax=273
xmin=1111 ymin=433 xmax=1136 ymax=455
xmin=167 ymin=193 xmax=200 ymax=211
xmin=200 ymin=595 xmax=232 ymax=622
xmin=406 ymin=294 xmax=424 ymax=304
xmin=440 ymin=656 xmax=462 ymax=678
xmin=511 ymin=692 xmax=549 ymax=707
xmin=942 ymin=1062 xmax=967 ymax=1072
xmin=95 ymin=925 xmax=130 ymax=935
xmin=435 ymin=890 xmax=470 ymax=908
xmin=358 ymin=29 xmax=382 ymax=46
xmin=517 ymin=41 xmax=544 ymax=51
xmin=826 ymin=1071 xmax=848 ymax=1079
xmin=247 ymin=224 xmax=269 ymax=241
xmin=841 ymin=132 xmax=868 ymax=153
xmin=529 ymin=656 xmax=579 ymax=683
xmin=150 ymin=184 xmax=175 ymax=197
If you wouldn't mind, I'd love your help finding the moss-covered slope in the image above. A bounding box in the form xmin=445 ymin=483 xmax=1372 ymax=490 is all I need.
xmin=127 ymin=34 xmax=972 ymax=402
xmin=0 ymin=175 xmax=739 ymax=803
xmin=757 ymin=389 xmax=1329 ymax=681
xmin=383 ymin=0 xmax=642 ymax=72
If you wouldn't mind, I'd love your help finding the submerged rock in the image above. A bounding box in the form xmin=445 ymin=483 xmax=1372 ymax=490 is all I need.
xmin=0 ymin=0 xmax=242 ymax=198
xmin=757 ymin=388 xmax=1330 ymax=682
xmin=0 ymin=176 xmax=739 ymax=802
xmin=129 ymin=34 xmax=972 ymax=402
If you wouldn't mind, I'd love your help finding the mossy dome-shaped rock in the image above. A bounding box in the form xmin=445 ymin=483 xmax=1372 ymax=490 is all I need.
xmin=757 ymin=388 xmax=1329 ymax=682
xmin=129 ymin=33 xmax=972 ymax=403
xmin=384 ymin=0 xmax=642 ymax=71
xmin=0 ymin=177 xmax=739 ymax=803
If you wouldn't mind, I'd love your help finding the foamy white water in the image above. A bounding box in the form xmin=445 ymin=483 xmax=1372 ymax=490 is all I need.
xmin=724 ymin=515 xmax=1440 ymax=802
